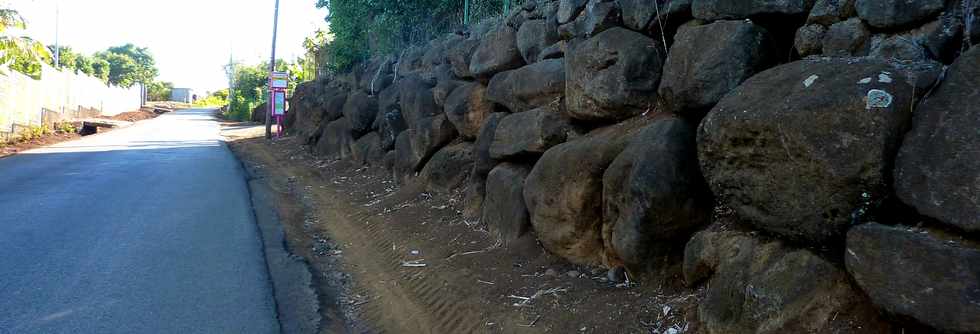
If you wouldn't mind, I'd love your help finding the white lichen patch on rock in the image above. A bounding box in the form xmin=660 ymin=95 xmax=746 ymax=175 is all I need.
xmin=804 ymin=74 xmax=819 ymax=87
xmin=878 ymin=73 xmax=893 ymax=83
xmin=866 ymin=89 xmax=893 ymax=109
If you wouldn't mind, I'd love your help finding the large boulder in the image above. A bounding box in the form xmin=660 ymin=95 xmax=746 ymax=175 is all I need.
xmin=409 ymin=114 xmax=458 ymax=170
xmin=523 ymin=117 xmax=650 ymax=265
xmin=342 ymin=91 xmax=378 ymax=137
xmin=683 ymin=231 xmax=887 ymax=334
xmin=358 ymin=56 xmax=395 ymax=94
xmin=794 ymin=24 xmax=827 ymax=57
xmin=463 ymin=113 xmax=508 ymax=220
xmin=444 ymin=82 xmax=495 ymax=140
xmin=869 ymin=11 xmax=964 ymax=65
xmin=489 ymin=107 xmax=577 ymax=160
xmin=558 ymin=0 xmax=623 ymax=39
xmin=377 ymin=108 xmax=407 ymax=152
xmin=419 ymin=142 xmax=474 ymax=193
xmin=557 ymin=0 xmax=589 ymax=24
xmin=318 ymin=88 xmax=349 ymax=124
xmin=446 ymin=37 xmax=482 ymax=79
xmin=250 ymin=102 xmax=268 ymax=123
xmin=398 ymin=75 xmax=440 ymax=130
xmin=601 ymin=117 xmax=711 ymax=272
xmin=692 ymin=0 xmax=813 ymax=20
xmin=351 ymin=132 xmax=385 ymax=166
xmin=421 ymin=35 xmax=452 ymax=69
xmin=377 ymin=86 xmax=407 ymax=151
xmin=970 ymin=3 xmax=980 ymax=45
xmin=287 ymin=82 xmax=322 ymax=143
xmin=845 ymin=223 xmax=980 ymax=333
xmin=894 ymin=47 xmax=980 ymax=233
xmin=432 ymin=64 xmax=465 ymax=107
xmin=807 ymin=0 xmax=856 ymax=25
xmin=517 ymin=19 xmax=561 ymax=63
xmin=698 ymin=58 xmax=915 ymax=244
xmin=566 ymin=27 xmax=665 ymax=122
xmin=657 ymin=20 xmax=775 ymax=117
xmin=823 ymin=17 xmax=871 ymax=56
xmin=396 ymin=46 xmax=427 ymax=78
xmin=393 ymin=131 xmax=417 ymax=184
xmin=315 ymin=118 xmax=355 ymax=160
xmin=469 ymin=25 xmax=526 ymax=80
xmin=854 ymin=0 xmax=944 ymax=29
xmin=618 ymin=0 xmax=692 ymax=33
xmin=793 ymin=24 xmax=827 ymax=57
xmin=486 ymin=59 xmax=566 ymax=113
xmin=482 ymin=163 xmax=534 ymax=245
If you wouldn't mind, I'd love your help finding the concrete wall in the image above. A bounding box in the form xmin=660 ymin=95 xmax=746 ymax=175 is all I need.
xmin=0 ymin=63 xmax=141 ymax=140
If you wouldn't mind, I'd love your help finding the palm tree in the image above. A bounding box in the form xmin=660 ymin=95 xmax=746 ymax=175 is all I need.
xmin=0 ymin=8 xmax=51 ymax=79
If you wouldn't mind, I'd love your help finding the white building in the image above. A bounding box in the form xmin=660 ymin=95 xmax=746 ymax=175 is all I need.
xmin=171 ymin=88 xmax=196 ymax=103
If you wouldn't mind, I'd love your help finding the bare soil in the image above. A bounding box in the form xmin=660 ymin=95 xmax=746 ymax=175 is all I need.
xmin=0 ymin=131 xmax=81 ymax=159
xmin=2 ymin=107 xmax=168 ymax=159
xmin=102 ymin=109 xmax=158 ymax=122
xmin=228 ymin=134 xmax=707 ymax=334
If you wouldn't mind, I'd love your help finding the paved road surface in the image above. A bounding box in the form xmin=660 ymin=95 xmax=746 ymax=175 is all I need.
xmin=0 ymin=110 xmax=279 ymax=333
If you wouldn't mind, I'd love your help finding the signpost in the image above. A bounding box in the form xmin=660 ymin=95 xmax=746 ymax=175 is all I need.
xmin=266 ymin=0 xmax=281 ymax=140
xmin=270 ymin=71 xmax=288 ymax=138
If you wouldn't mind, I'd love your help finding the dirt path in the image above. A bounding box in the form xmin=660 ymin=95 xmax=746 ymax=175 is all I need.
xmin=228 ymin=135 xmax=705 ymax=334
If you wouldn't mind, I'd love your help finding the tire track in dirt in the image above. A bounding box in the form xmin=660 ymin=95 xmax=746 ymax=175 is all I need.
xmin=302 ymin=176 xmax=485 ymax=334
xmin=230 ymin=136 xmax=707 ymax=334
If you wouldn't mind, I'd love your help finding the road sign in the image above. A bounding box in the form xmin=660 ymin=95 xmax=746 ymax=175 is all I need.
xmin=270 ymin=71 xmax=288 ymax=89
xmin=273 ymin=90 xmax=286 ymax=116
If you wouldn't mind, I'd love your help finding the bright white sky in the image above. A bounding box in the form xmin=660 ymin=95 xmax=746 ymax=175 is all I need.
xmin=6 ymin=0 xmax=329 ymax=93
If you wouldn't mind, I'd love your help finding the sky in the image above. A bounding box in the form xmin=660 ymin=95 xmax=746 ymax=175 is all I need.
xmin=5 ymin=0 xmax=329 ymax=93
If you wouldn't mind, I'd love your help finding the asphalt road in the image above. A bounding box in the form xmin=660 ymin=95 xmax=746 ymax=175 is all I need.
xmin=0 ymin=109 xmax=280 ymax=333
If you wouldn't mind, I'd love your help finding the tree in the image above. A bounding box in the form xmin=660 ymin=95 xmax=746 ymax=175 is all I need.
xmin=146 ymin=81 xmax=173 ymax=101
xmin=90 ymin=57 xmax=110 ymax=83
xmin=314 ymin=0 xmax=465 ymax=72
xmin=74 ymin=54 xmax=95 ymax=76
xmin=0 ymin=8 xmax=51 ymax=79
xmin=300 ymin=29 xmax=328 ymax=79
xmin=91 ymin=44 xmax=159 ymax=90
xmin=96 ymin=51 xmax=139 ymax=87
xmin=106 ymin=44 xmax=158 ymax=86
xmin=47 ymin=45 xmax=79 ymax=71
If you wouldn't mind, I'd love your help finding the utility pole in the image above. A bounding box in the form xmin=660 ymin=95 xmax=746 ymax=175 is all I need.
xmin=225 ymin=53 xmax=235 ymax=105
xmin=265 ymin=0 xmax=281 ymax=140
xmin=53 ymin=3 xmax=59 ymax=68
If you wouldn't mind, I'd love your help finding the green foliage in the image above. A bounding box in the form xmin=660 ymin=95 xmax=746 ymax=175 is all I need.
xmin=226 ymin=92 xmax=254 ymax=121
xmin=224 ymin=59 xmax=304 ymax=121
xmin=106 ymin=44 xmax=158 ymax=85
xmin=194 ymin=89 xmax=229 ymax=107
xmin=47 ymin=45 xmax=79 ymax=71
xmin=0 ymin=8 xmax=52 ymax=79
xmin=92 ymin=43 xmax=158 ymax=88
xmin=314 ymin=0 xmax=518 ymax=73
xmin=74 ymin=54 xmax=95 ymax=76
xmin=225 ymin=62 xmax=267 ymax=121
xmin=56 ymin=122 xmax=76 ymax=134
xmin=300 ymin=30 xmax=328 ymax=79
xmin=90 ymin=57 xmax=110 ymax=82
xmin=95 ymin=51 xmax=138 ymax=87
xmin=147 ymin=81 xmax=173 ymax=101
xmin=19 ymin=124 xmax=51 ymax=141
